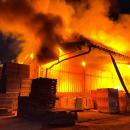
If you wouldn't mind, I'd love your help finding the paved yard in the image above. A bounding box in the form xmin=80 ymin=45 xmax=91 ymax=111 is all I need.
xmin=1 ymin=111 xmax=130 ymax=130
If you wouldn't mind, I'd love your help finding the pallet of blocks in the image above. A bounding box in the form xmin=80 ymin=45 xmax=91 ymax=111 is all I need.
xmin=0 ymin=77 xmax=21 ymax=93
xmin=18 ymin=78 xmax=57 ymax=118
xmin=118 ymin=91 xmax=130 ymax=113
xmin=0 ymin=92 xmax=19 ymax=116
xmin=96 ymin=88 xmax=119 ymax=113
xmin=20 ymin=79 xmax=32 ymax=96
xmin=0 ymin=62 xmax=30 ymax=93
xmin=2 ymin=62 xmax=30 ymax=79
xmin=18 ymin=96 xmax=30 ymax=117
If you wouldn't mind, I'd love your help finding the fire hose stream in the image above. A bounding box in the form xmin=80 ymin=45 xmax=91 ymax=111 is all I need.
xmin=46 ymin=38 xmax=130 ymax=97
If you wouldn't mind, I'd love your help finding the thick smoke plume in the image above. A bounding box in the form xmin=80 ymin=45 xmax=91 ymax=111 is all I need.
xmin=0 ymin=0 xmax=70 ymax=63
xmin=0 ymin=0 xmax=130 ymax=64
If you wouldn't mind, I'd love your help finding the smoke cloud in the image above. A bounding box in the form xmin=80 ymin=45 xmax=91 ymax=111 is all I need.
xmin=0 ymin=0 xmax=130 ymax=64
xmin=0 ymin=0 xmax=68 ymax=63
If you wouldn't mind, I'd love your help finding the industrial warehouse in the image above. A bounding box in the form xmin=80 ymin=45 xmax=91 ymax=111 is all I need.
xmin=0 ymin=0 xmax=130 ymax=130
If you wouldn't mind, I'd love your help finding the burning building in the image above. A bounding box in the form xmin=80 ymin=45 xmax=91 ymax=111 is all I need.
xmin=0 ymin=0 xmax=130 ymax=116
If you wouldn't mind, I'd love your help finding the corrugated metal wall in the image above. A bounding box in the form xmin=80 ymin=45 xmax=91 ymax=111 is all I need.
xmin=39 ymin=61 xmax=128 ymax=95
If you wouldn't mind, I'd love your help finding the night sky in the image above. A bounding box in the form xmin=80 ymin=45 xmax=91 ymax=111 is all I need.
xmin=118 ymin=0 xmax=130 ymax=14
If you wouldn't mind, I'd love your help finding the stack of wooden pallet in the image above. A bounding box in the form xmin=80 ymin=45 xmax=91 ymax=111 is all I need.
xmin=30 ymin=78 xmax=57 ymax=109
xmin=0 ymin=63 xmax=30 ymax=93
xmin=20 ymin=79 xmax=32 ymax=96
xmin=18 ymin=78 xmax=57 ymax=118
xmin=0 ymin=92 xmax=19 ymax=115
xmin=0 ymin=62 xmax=30 ymax=116
xmin=1 ymin=78 xmax=21 ymax=93
xmin=118 ymin=91 xmax=130 ymax=113
xmin=18 ymin=96 xmax=29 ymax=117
xmin=95 ymin=88 xmax=119 ymax=113
xmin=2 ymin=63 xmax=30 ymax=79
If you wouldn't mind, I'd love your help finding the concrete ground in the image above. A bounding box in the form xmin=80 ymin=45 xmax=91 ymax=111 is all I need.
xmin=1 ymin=111 xmax=130 ymax=130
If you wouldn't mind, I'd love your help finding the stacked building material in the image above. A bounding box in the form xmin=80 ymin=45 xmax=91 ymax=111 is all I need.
xmin=2 ymin=62 xmax=30 ymax=79
xmin=18 ymin=96 xmax=29 ymax=117
xmin=118 ymin=91 xmax=127 ymax=113
xmin=96 ymin=88 xmax=119 ymax=113
xmin=0 ymin=92 xmax=19 ymax=115
xmin=18 ymin=78 xmax=57 ymax=118
xmin=118 ymin=91 xmax=130 ymax=113
xmin=86 ymin=97 xmax=94 ymax=109
xmin=0 ymin=62 xmax=30 ymax=93
xmin=75 ymin=98 xmax=83 ymax=110
xmin=0 ymin=78 xmax=21 ymax=93
xmin=30 ymin=78 xmax=57 ymax=109
xmin=91 ymin=90 xmax=98 ymax=109
xmin=18 ymin=64 xmax=30 ymax=79
xmin=0 ymin=62 xmax=30 ymax=116
xmin=56 ymin=96 xmax=93 ymax=110
xmin=20 ymin=79 xmax=32 ymax=96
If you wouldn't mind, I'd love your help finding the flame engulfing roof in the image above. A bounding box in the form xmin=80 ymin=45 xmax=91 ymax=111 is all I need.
xmin=0 ymin=0 xmax=130 ymax=64
xmin=60 ymin=35 xmax=130 ymax=61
